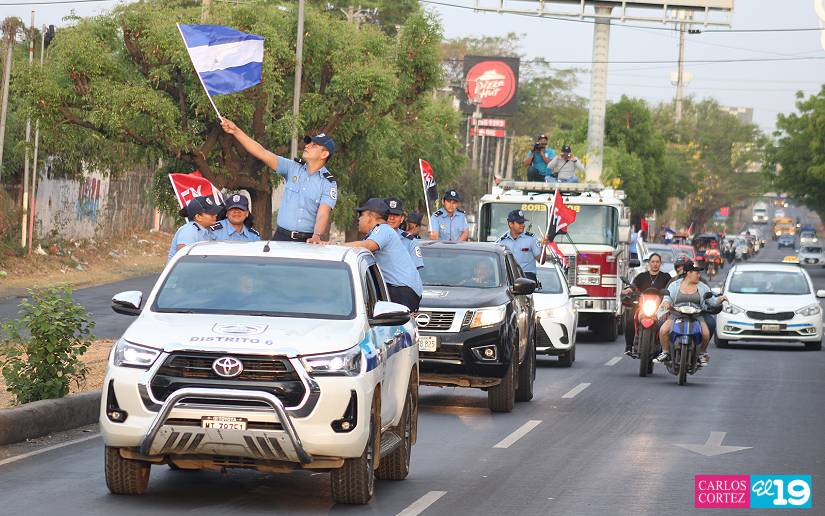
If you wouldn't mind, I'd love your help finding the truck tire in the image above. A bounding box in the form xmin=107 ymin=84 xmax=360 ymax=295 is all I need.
xmin=601 ymin=314 xmax=618 ymax=342
xmin=515 ymin=338 xmax=536 ymax=402
xmin=375 ymin=386 xmax=413 ymax=481
xmin=488 ymin=347 xmax=516 ymax=412
xmin=104 ymin=446 xmax=150 ymax=495
xmin=331 ymin=402 xmax=377 ymax=504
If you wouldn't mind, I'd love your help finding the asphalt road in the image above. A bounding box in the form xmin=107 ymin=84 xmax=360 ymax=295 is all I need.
xmin=0 ymin=241 xmax=823 ymax=515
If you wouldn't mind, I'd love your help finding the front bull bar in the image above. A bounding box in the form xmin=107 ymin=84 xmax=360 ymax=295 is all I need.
xmin=138 ymin=387 xmax=313 ymax=464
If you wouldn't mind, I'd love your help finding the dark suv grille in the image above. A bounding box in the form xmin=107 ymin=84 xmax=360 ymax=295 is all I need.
xmin=150 ymin=352 xmax=305 ymax=407
xmin=746 ymin=311 xmax=794 ymax=321
xmin=418 ymin=311 xmax=455 ymax=330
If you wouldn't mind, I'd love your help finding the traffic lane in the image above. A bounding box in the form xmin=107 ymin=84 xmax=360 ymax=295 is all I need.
xmin=0 ymin=274 xmax=159 ymax=338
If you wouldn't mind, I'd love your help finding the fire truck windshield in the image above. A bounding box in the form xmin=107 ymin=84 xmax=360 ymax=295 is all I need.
xmin=478 ymin=202 xmax=549 ymax=242
xmin=566 ymin=205 xmax=619 ymax=247
xmin=478 ymin=202 xmax=619 ymax=246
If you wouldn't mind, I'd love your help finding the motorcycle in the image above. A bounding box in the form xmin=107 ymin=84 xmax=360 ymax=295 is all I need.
xmin=621 ymin=281 xmax=666 ymax=377
xmin=705 ymin=249 xmax=722 ymax=279
xmin=664 ymin=292 xmax=723 ymax=385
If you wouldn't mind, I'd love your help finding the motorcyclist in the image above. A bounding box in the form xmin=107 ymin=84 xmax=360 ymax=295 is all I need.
xmin=622 ymin=253 xmax=670 ymax=356
xmin=668 ymin=254 xmax=692 ymax=284
xmin=655 ymin=261 xmax=726 ymax=366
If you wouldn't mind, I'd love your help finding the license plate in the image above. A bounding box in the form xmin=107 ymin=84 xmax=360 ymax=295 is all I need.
xmin=761 ymin=324 xmax=781 ymax=332
xmin=201 ymin=416 xmax=247 ymax=430
xmin=418 ymin=335 xmax=437 ymax=352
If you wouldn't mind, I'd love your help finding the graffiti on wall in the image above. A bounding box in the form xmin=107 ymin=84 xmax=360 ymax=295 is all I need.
xmin=76 ymin=177 xmax=102 ymax=222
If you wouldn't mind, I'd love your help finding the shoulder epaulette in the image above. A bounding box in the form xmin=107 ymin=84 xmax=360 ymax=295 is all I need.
xmin=321 ymin=170 xmax=335 ymax=181
xmin=400 ymin=231 xmax=414 ymax=240
xmin=497 ymin=231 xmax=509 ymax=241
xmin=249 ymin=227 xmax=260 ymax=236
xmin=457 ymin=208 xmax=465 ymax=214
xmin=433 ymin=209 xmax=444 ymax=217
xmin=293 ymin=157 xmax=306 ymax=165
xmin=525 ymin=231 xmax=534 ymax=237
xmin=208 ymin=223 xmax=222 ymax=231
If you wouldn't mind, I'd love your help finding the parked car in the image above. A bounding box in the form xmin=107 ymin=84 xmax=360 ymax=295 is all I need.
xmin=672 ymin=244 xmax=696 ymax=262
xmin=417 ymin=241 xmax=536 ymax=412
xmin=716 ymin=263 xmax=824 ymax=350
xmin=777 ymin=234 xmax=796 ymax=249
xmin=101 ymin=242 xmax=419 ymax=504
xmin=534 ymin=263 xmax=586 ymax=366
xmin=798 ymin=245 xmax=824 ymax=266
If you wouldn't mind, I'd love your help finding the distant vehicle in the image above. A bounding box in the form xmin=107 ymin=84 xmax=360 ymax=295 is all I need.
xmin=752 ymin=202 xmax=769 ymax=224
xmin=534 ymin=263 xmax=586 ymax=367
xmin=798 ymin=245 xmax=824 ymax=266
xmin=777 ymin=234 xmax=796 ymax=249
xmin=774 ymin=209 xmax=786 ymax=218
xmin=799 ymin=226 xmax=818 ymax=245
xmin=672 ymin=244 xmax=696 ymax=261
xmin=773 ymin=216 xmax=796 ymax=239
xmin=645 ymin=244 xmax=677 ymax=274
xmin=717 ymin=263 xmax=824 ymax=350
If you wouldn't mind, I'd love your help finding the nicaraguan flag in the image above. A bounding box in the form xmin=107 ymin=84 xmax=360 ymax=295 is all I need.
xmin=177 ymin=24 xmax=264 ymax=96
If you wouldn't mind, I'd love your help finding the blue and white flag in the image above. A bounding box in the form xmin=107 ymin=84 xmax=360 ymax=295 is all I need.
xmin=177 ymin=24 xmax=264 ymax=96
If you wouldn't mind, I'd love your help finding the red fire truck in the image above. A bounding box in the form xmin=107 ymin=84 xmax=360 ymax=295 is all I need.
xmin=477 ymin=181 xmax=633 ymax=340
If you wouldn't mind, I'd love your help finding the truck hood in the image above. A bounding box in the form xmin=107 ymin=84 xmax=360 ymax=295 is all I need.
xmin=122 ymin=311 xmax=364 ymax=357
xmin=420 ymin=286 xmax=510 ymax=309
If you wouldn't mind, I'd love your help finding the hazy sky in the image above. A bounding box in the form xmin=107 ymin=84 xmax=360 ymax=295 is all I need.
xmin=3 ymin=0 xmax=824 ymax=132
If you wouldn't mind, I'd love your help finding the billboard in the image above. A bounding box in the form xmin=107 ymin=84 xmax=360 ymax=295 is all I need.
xmin=462 ymin=56 xmax=520 ymax=116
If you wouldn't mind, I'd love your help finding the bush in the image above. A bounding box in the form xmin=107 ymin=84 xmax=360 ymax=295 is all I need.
xmin=0 ymin=286 xmax=95 ymax=405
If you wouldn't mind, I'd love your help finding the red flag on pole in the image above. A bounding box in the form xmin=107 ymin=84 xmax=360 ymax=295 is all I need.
xmin=168 ymin=171 xmax=224 ymax=208
xmin=545 ymin=241 xmax=568 ymax=268
xmin=419 ymin=159 xmax=438 ymax=207
xmin=640 ymin=217 xmax=649 ymax=235
xmin=540 ymin=188 xmax=578 ymax=265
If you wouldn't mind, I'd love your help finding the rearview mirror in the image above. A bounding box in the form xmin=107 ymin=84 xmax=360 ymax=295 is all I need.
xmin=816 ymin=289 xmax=825 ymax=299
xmin=629 ymin=258 xmax=641 ymax=268
xmin=511 ymin=277 xmax=536 ymax=296
xmin=370 ymin=301 xmax=410 ymax=326
xmin=569 ymin=286 xmax=588 ymax=298
xmin=112 ymin=291 xmax=143 ymax=316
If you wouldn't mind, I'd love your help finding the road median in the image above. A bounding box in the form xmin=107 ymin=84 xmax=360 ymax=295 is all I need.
xmin=0 ymin=390 xmax=101 ymax=446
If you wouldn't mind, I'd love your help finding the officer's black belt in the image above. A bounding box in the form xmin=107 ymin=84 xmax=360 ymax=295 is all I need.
xmin=276 ymin=226 xmax=314 ymax=241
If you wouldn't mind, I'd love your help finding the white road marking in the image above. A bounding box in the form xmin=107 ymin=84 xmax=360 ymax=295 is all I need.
xmin=397 ymin=491 xmax=448 ymax=516
xmin=493 ymin=420 xmax=542 ymax=449
xmin=561 ymin=382 xmax=591 ymax=399
xmin=605 ymin=356 xmax=623 ymax=366
xmin=0 ymin=432 xmax=100 ymax=467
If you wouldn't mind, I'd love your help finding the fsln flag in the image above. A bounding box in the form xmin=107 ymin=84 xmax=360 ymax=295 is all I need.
xmin=169 ymin=171 xmax=224 ymax=209
xmin=419 ymin=159 xmax=438 ymax=206
xmin=177 ymin=24 xmax=264 ymax=96
xmin=548 ymin=190 xmax=577 ymax=241
xmin=545 ymin=241 xmax=568 ymax=269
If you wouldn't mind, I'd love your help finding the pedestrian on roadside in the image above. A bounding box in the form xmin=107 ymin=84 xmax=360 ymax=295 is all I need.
xmin=496 ymin=209 xmax=542 ymax=281
xmin=221 ymin=119 xmax=337 ymax=243
xmin=547 ymin=145 xmax=585 ymax=183
xmin=385 ymin=197 xmax=424 ymax=271
xmin=211 ymin=193 xmax=261 ymax=242
xmin=167 ymin=195 xmax=223 ymax=261
xmin=429 ymin=190 xmax=470 ymax=241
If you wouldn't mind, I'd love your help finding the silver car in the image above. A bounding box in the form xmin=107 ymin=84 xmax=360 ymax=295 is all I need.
xmin=798 ymin=245 xmax=824 ymax=267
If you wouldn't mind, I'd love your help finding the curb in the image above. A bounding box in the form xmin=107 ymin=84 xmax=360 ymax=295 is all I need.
xmin=0 ymin=390 xmax=101 ymax=446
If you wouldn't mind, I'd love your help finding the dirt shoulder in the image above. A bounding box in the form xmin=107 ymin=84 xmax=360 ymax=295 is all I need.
xmin=0 ymin=231 xmax=170 ymax=299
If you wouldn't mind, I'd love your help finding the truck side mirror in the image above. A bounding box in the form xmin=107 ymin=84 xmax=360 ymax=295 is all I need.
xmin=112 ymin=291 xmax=143 ymax=316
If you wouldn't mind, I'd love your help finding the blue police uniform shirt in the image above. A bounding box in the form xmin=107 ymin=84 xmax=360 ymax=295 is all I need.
xmin=526 ymin=148 xmax=556 ymax=177
xmin=210 ymin=219 xmax=261 ymax=242
xmin=366 ymin=224 xmax=423 ymax=296
xmin=167 ymin=222 xmax=213 ymax=261
xmin=429 ymin=209 xmax=469 ymax=241
xmin=396 ymin=228 xmax=424 ymax=269
xmin=497 ymin=230 xmax=542 ymax=274
xmin=275 ymin=156 xmax=337 ymax=233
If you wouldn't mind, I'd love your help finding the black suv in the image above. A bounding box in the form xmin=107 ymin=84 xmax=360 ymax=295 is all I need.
xmin=417 ymin=242 xmax=536 ymax=412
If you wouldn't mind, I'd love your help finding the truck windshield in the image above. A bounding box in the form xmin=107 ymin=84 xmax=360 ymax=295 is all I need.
xmin=154 ymin=256 xmax=355 ymax=319
xmin=420 ymin=249 xmax=502 ymax=288
xmin=565 ymin=205 xmax=619 ymax=247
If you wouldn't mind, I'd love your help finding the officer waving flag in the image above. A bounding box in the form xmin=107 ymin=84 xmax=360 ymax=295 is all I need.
xmin=540 ymin=188 xmax=577 ymax=265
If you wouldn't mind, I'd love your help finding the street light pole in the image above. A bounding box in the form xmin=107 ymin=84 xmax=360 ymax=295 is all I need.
xmin=289 ymin=0 xmax=306 ymax=158
xmin=21 ymin=11 xmax=34 ymax=249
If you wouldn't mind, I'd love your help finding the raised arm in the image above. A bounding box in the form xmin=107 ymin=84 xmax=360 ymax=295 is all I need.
xmin=220 ymin=119 xmax=279 ymax=170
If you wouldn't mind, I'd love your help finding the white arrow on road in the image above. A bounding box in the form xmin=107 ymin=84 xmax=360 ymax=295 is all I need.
xmin=675 ymin=432 xmax=752 ymax=457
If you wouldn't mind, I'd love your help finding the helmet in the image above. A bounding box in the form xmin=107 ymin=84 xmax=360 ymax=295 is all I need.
xmin=674 ymin=255 xmax=692 ymax=269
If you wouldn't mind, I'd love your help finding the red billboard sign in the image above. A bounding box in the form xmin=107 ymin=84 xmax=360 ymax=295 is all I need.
xmin=470 ymin=127 xmax=506 ymax=138
xmin=462 ymin=56 xmax=519 ymax=115
xmin=477 ymin=118 xmax=507 ymax=128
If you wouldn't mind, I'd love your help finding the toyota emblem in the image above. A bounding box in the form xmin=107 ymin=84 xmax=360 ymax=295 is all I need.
xmin=415 ymin=313 xmax=431 ymax=327
xmin=212 ymin=356 xmax=244 ymax=378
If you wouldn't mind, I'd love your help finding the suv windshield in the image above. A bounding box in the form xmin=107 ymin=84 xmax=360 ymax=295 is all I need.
xmin=801 ymin=246 xmax=822 ymax=253
xmin=728 ymin=270 xmax=810 ymax=295
xmin=154 ymin=256 xmax=355 ymax=318
xmin=420 ymin=249 xmax=502 ymax=288
xmin=535 ymin=267 xmax=564 ymax=293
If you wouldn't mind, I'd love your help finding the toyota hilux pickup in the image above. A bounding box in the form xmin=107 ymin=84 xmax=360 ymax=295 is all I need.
xmin=101 ymin=241 xmax=418 ymax=504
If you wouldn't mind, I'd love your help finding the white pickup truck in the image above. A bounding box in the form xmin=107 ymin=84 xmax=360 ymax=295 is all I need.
xmin=101 ymin=242 xmax=419 ymax=504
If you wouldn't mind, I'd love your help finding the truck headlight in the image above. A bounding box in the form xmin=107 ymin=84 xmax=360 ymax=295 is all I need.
xmin=112 ymin=339 xmax=160 ymax=369
xmin=301 ymin=345 xmax=362 ymax=377
xmin=795 ymin=304 xmax=821 ymax=317
xmin=470 ymin=306 xmax=507 ymax=328
xmin=536 ymin=307 xmax=563 ymax=320
xmin=723 ymin=303 xmax=744 ymax=315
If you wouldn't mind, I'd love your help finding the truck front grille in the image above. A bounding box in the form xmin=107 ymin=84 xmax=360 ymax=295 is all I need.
xmin=417 ymin=311 xmax=455 ymax=330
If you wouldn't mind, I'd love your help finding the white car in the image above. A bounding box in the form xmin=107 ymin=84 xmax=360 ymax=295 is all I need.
xmin=101 ymin=242 xmax=419 ymax=504
xmin=716 ymin=263 xmax=825 ymax=350
xmin=534 ymin=263 xmax=586 ymax=366
xmin=797 ymin=245 xmax=824 ymax=267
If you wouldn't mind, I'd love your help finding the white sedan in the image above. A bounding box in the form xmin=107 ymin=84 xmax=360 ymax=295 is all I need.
xmin=716 ymin=263 xmax=825 ymax=350
xmin=534 ymin=263 xmax=587 ymax=366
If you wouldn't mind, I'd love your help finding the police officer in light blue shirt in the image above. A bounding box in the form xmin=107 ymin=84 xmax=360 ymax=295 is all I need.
xmin=385 ymin=197 xmax=424 ymax=270
xmin=429 ymin=189 xmax=470 ymax=241
xmin=167 ymin=195 xmax=223 ymax=261
xmin=210 ymin=193 xmax=261 ymax=242
xmin=497 ymin=209 xmax=543 ymax=281
xmin=221 ymin=118 xmax=337 ymax=243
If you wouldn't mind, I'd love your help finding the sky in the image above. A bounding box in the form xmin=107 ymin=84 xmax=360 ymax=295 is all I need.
xmin=2 ymin=0 xmax=824 ymax=133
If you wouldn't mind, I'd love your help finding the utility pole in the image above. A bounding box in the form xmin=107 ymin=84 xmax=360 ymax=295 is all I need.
xmin=0 ymin=17 xmax=19 ymax=180
xmin=21 ymin=11 xmax=34 ymax=249
xmin=471 ymin=101 xmax=481 ymax=170
xmin=289 ymin=0 xmax=305 ymax=158
xmin=585 ymin=4 xmax=611 ymax=183
xmin=201 ymin=0 xmax=211 ymax=21
xmin=674 ymin=13 xmax=687 ymax=123
xmin=28 ymin=24 xmax=45 ymax=255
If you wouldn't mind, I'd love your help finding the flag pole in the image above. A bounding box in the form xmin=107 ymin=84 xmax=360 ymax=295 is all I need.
xmin=418 ymin=159 xmax=432 ymax=221
xmin=177 ymin=23 xmax=222 ymax=120
xmin=540 ymin=186 xmax=559 ymax=264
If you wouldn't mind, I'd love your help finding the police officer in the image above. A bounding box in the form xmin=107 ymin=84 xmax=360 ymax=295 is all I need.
xmin=211 ymin=193 xmax=261 ymax=242
xmin=385 ymin=197 xmax=424 ymax=270
xmin=496 ymin=209 xmax=542 ymax=281
xmin=429 ymin=190 xmax=469 ymax=241
xmin=319 ymin=198 xmax=422 ymax=311
xmin=221 ymin=119 xmax=336 ymax=243
xmin=167 ymin=195 xmax=223 ymax=261
xmin=405 ymin=212 xmax=424 ymax=238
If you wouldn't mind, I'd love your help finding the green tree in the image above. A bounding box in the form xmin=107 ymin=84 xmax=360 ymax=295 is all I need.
xmin=311 ymin=0 xmax=420 ymax=35
xmin=765 ymin=86 xmax=825 ymax=222
xmin=16 ymin=1 xmax=462 ymax=236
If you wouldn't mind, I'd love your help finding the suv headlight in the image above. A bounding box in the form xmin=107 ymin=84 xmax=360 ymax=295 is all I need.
xmin=112 ymin=339 xmax=160 ymax=369
xmin=795 ymin=304 xmax=821 ymax=317
xmin=301 ymin=345 xmax=362 ymax=377
xmin=470 ymin=306 xmax=507 ymax=328
xmin=723 ymin=303 xmax=744 ymax=315
xmin=536 ymin=307 xmax=562 ymax=320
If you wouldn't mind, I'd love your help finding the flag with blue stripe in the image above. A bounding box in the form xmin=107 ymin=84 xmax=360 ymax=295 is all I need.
xmin=178 ymin=24 xmax=264 ymax=96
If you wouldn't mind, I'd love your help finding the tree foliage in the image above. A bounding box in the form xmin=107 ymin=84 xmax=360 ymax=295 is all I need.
xmin=15 ymin=0 xmax=463 ymax=235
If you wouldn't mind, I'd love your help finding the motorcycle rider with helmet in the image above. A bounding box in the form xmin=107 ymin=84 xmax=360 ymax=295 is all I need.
xmin=622 ymin=252 xmax=670 ymax=356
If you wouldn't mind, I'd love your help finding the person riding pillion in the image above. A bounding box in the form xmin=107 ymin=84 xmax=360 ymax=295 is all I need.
xmin=167 ymin=195 xmax=223 ymax=261
xmin=522 ymin=133 xmax=555 ymax=182
xmin=548 ymin=144 xmax=585 ymax=183
xmin=385 ymin=197 xmax=424 ymax=271
xmin=211 ymin=193 xmax=261 ymax=242
xmin=496 ymin=209 xmax=542 ymax=282
xmin=220 ymin=119 xmax=336 ymax=243
xmin=429 ymin=190 xmax=469 ymax=241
